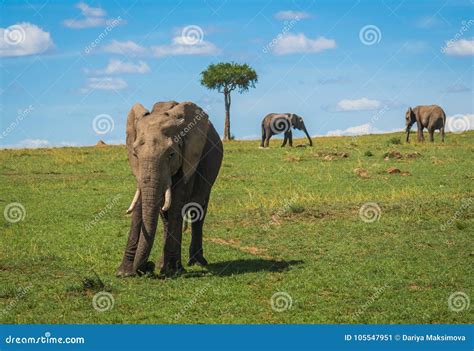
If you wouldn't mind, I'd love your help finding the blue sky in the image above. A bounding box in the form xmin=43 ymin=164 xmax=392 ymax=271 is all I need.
xmin=0 ymin=0 xmax=473 ymax=147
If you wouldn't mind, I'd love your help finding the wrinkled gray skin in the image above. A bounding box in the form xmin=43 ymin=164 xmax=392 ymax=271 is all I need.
xmin=405 ymin=105 xmax=446 ymax=143
xmin=260 ymin=113 xmax=313 ymax=148
xmin=116 ymin=101 xmax=223 ymax=277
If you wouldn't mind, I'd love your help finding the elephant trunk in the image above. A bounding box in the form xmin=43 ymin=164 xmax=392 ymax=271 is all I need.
xmin=405 ymin=126 xmax=411 ymax=143
xmin=302 ymin=126 xmax=313 ymax=146
xmin=132 ymin=186 xmax=161 ymax=273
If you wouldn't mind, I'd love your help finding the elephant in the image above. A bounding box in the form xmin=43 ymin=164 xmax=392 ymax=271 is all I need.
xmin=116 ymin=101 xmax=223 ymax=277
xmin=260 ymin=113 xmax=313 ymax=148
xmin=405 ymin=105 xmax=446 ymax=143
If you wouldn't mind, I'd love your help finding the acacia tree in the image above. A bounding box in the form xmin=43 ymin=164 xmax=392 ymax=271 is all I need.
xmin=200 ymin=62 xmax=258 ymax=141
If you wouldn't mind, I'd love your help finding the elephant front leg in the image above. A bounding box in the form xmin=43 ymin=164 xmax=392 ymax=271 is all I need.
xmin=159 ymin=208 xmax=185 ymax=276
xmin=188 ymin=201 xmax=209 ymax=267
xmin=116 ymin=202 xmax=143 ymax=277
xmin=417 ymin=122 xmax=424 ymax=142
xmin=281 ymin=133 xmax=288 ymax=147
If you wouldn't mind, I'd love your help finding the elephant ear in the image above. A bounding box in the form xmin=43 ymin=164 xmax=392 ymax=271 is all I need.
xmin=289 ymin=113 xmax=297 ymax=126
xmin=126 ymin=103 xmax=149 ymax=178
xmin=151 ymin=101 xmax=179 ymax=114
xmin=169 ymin=102 xmax=209 ymax=183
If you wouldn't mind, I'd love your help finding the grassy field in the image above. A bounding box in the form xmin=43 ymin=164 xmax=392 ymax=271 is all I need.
xmin=0 ymin=132 xmax=472 ymax=324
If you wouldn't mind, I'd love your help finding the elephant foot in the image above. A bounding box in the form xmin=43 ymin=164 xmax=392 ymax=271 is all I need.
xmin=188 ymin=255 xmax=208 ymax=267
xmin=115 ymin=262 xmax=137 ymax=278
xmin=136 ymin=261 xmax=155 ymax=276
xmin=159 ymin=257 xmax=186 ymax=277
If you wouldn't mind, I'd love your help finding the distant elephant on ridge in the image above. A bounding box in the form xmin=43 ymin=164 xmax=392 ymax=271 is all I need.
xmin=405 ymin=105 xmax=446 ymax=143
xmin=260 ymin=113 xmax=313 ymax=148
xmin=116 ymin=101 xmax=223 ymax=277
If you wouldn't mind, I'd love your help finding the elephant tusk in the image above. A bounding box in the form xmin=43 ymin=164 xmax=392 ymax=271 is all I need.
xmin=126 ymin=189 xmax=141 ymax=214
xmin=161 ymin=186 xmax=172 ymax=211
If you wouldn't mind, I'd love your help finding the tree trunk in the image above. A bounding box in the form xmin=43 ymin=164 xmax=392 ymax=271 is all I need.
xmin=223 ymin=92 xmax=231 ymax=141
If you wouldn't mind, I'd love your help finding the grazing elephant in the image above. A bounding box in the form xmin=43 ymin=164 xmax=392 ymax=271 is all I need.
xmin=260 ymin=113 xmax=313 ymax=148
xmin=405 ymin=105 xmax=446 ymax=143
xmin=116 ymin=101 xmax=223 ymax=277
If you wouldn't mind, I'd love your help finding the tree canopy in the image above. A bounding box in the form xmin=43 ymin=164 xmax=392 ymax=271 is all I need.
xmin=200 ymin=62 xmax=258 ymax=94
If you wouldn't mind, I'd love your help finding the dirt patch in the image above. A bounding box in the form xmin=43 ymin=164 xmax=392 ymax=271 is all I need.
xmin=387 ymin=167 xmax=411 ymax=176
xmin=409 ymin=284 xmax=432 ymax=291
xmin=384 ymin=151 xmax=421 ymax=161
xmin=313 ymin=151 xmax=349 ymax=161
xmin=285 ymin=155 xmax=303 ymax=162
xmin=385 ymin=151 xmax=402 ymax=160
xmin=205 ymin=237 xmax=272 ymax=259
xmin=353 ymin=168 xmax=370 ymax=178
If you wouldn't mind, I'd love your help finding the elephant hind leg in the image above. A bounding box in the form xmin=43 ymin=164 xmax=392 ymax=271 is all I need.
xmin=441 ymin=127 xmax=445 ymax=142
xmin=429 ymin=128 xmax=435 ymax=142
xmin=260 ymin=126 xmax=266 ymax=147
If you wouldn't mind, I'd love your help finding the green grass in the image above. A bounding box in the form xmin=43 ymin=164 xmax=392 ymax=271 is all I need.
xmin=1 ymin=132 xmax=473 ymax=324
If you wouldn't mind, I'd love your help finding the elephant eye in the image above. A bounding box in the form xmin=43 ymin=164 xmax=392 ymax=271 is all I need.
xmin=168 ymin=151 xmax=176 ymax=159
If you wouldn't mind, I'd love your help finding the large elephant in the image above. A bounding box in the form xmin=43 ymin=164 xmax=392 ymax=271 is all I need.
xmin=260 ymin=113 xmax=313 ymax=148
xmin=405 ymin=105 xmax=446 ymax=143
xmin=116 ymin=101 xmax=223 ymax=277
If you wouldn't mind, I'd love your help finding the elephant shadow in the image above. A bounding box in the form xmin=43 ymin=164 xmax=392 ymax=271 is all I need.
xmin=200 ymin=258 xmax=303 ymax=277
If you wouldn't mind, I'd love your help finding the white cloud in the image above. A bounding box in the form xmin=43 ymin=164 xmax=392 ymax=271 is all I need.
xmin=271 ymin=33 xmax=336 ymax=55
xmin=15 ymin=139 xmax=51 ymax=148
xmin=274 ymin=10 xmax=311 ymax=20
xmin=416 ymin=16 xmax=442 ymax=29
xmin=103 ymin=36 xmax=219 ymax=58
xmin=103 ymin=40 xmax=148 ymax=56
xmin=335 ymin=97 xmax=381 ymax=112
xmin=151 ymin=35 xmax=219 ymax=57
xmin=77 ymin=2 xmax=106 ymax=17
xmin=443 ymin=39 xmax=474 ymax=56
xmin=446 ymin=114 xmax=474 ymax=132
xmin=80 ymin=77 xmax=127 ymax=93
xmin=86 ymin=59 xmax=150 ymax=74
xmin=324 ymin=124 xmax=401 ymax=137
xmin=63 ymin=2 xmax=123 ymax=29
xmin=0 ymin=23 xmax=54 ymax=57
xmin=441 ymin=83 xmax=471 ymax=93
xmin=1 ymin=139 xmax=80 ymax=149
xmin=402 ymin=40 xmax=428 ymax=54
